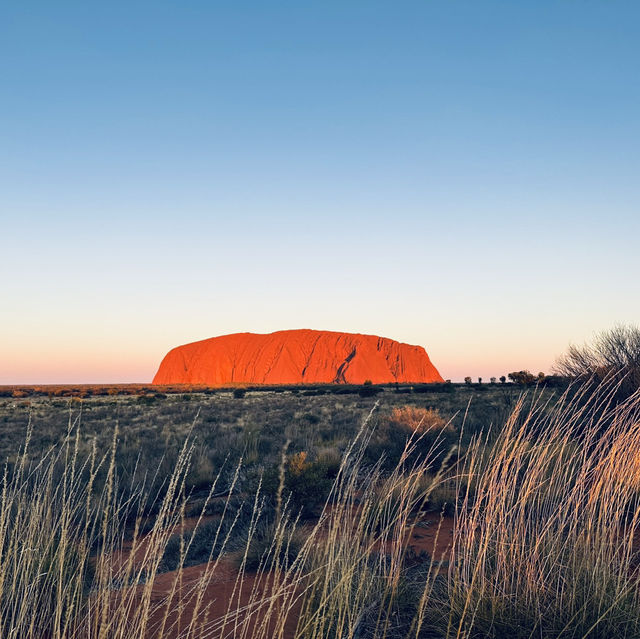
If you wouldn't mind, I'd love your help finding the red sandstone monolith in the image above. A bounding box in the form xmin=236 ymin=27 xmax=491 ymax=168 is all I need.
xmin=152 ymin=329 xmax=444 ymax=386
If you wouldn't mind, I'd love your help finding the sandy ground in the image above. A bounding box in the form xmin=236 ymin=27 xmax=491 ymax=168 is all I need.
xmin=109 ymin=512 xmax=455 ymax=639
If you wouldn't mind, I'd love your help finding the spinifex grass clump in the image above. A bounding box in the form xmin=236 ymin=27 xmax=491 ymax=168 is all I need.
xmin=438 ymin=386 xmax=640 ymax=639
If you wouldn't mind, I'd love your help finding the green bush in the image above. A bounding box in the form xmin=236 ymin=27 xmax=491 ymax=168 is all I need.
xmin=160 ymin=513 xmax=249 ymax=572
xmin=243 ymin=521 xmax=305 ymax=571
xmin=263 ymin=451 xmax=340 ymax=519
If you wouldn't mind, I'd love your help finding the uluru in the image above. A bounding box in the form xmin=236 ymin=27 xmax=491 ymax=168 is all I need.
xmin=152 ymin=329 xmax=444 ymax=386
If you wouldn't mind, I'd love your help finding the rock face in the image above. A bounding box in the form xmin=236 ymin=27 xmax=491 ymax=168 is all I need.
xmin=153 ymin=329 xmax=444 ymax=386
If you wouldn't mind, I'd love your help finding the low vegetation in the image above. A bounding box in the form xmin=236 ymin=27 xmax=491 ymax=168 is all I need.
xmin=1 ymin=380 xmax=640 ymax=637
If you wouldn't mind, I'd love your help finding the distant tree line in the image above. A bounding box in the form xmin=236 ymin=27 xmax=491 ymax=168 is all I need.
xmin=459 ymin=324 xmax=640 ymax=400
xmin=463 ymin=371 xmax=564 ymax=387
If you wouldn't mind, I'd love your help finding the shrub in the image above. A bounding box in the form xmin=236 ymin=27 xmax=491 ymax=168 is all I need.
xmin=286 ymin=452 xmax=339 ymax=517
xmin=243 ymin=520 xmax=305 ymax=571
xmin=541 ymin=374 xmax=569 ymax=388
xmin=160 ymin=514 xmax=249 ymax=571
xmin=365 ymin=406 xmax=456 ymax=472
xmin=358 ymin=384 xmax=381 ymax=397
xmin=388 ymin=406 xmax=450 ymax=433
xmin=555 ymin=323 xmax=640 ymax=401
xmin=263 ymin=451 xmax=340 ymax=518
xmin=425 ymin=478 xmax=457 ymax=516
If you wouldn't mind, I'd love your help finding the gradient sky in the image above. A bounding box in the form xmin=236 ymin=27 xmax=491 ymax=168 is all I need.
xmin=1 ymin=1 xmax=639 ymax=384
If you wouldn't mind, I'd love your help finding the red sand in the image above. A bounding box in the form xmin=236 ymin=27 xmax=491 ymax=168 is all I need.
xmin=153 ymin=329 xmax=444 ymax=386
xmin=142 ymin=560 xmax=301 ymax=639
xmin=114 ymin=513 xmax=454 ymax=639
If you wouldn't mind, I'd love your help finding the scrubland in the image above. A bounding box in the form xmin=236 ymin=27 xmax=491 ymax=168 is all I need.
xmin=1 ymin=381 xmax=640 ymax=638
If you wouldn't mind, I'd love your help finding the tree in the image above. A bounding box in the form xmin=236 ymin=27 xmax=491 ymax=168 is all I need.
xmin=490 ymin=377 xmax=497 ymax=384
xmin=555 ymin=324 xmax=640 ymax=400
xmin=464 ymin=376 xmax=472 ymax=385
xmin=500 ymin=376 xmax=506 ymax=384
xmin=508 ymin=370 xmax=537 ymax=385
xmin=478 ymin=377 xmax=482 ymax=384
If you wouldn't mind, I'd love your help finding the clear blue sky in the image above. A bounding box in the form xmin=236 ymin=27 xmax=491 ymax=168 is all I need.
xmin=1 ymin=1 xmax=639 ymax=383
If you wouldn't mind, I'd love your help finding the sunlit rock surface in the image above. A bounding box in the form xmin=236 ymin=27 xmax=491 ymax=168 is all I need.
xmin=153 ymin=329 xmax=444 ymax=386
